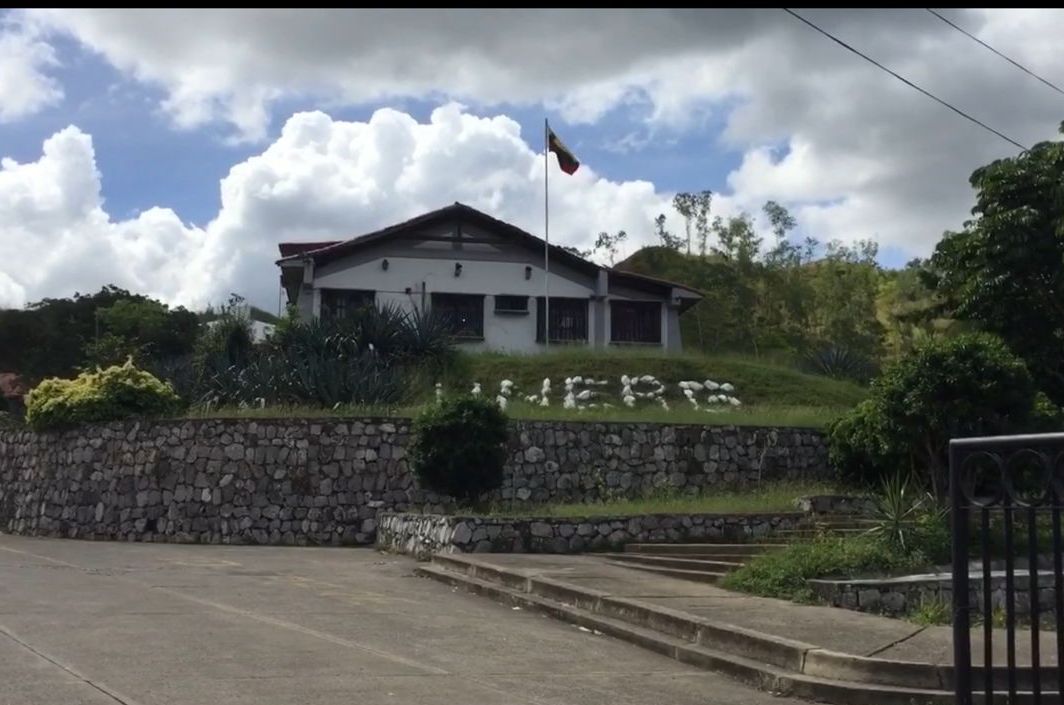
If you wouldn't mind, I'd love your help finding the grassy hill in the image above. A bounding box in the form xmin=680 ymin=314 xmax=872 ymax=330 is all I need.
xmin=440 ymin=348 xmax=867 ymax=427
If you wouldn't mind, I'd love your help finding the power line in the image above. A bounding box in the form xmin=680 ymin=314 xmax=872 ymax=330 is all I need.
xmin=926 ymin=8 xmax=1064 ymax=97
xmin=781 ymin=8 xmax=1028 ymax=151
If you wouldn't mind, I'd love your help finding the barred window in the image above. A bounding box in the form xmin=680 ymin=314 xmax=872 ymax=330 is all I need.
xmin=320 ymin=289 xmax=375 ymax=320
xmin=432 ymin=293 xmax=485 ymax=339
xmin=610 ymin=301 xmax=661 ymax=343
xmin=494 ymin=295 xmax=529 ymax=314
xmin=536 ymin=297 xmax=588 ymax=343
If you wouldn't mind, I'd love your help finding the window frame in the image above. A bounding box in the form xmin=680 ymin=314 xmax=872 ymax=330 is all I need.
xmin=535 ymin=296 xmax=589 ymax=344
xmin=609 ymin=300 xmax=662 ymax=345
xmin=319 ymin=288 xmax=376 ymax=320
xmin=494 ymin=294 xmax=530 ymax=315
xmin=432 ymin=293 xmax=486 ymax=340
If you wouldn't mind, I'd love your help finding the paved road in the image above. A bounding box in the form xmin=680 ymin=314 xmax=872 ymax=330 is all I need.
xmin=0 ymin=535 xmax=803 ymax=705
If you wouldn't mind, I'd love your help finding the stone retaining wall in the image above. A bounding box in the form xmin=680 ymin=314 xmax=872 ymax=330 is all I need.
xmin=376 ymin=511 xmax=804 ymax=560
xmin=0 ymin=418 xmax=828 ymax=545
xmin=810 ymin=571 xmax=1059 ymax=620
xmin=793 ymin=494 xmax=875 ymax=516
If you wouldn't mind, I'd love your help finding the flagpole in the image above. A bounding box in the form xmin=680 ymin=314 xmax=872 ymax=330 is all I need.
xmin=543 ymin=117 xmax=550 ymax=350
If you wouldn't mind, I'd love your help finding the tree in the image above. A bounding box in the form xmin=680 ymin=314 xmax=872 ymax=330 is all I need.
xmin=929 ymin=125 xmax=1064 ymax=403
xmin=762 ymin=200 xmax=801 ymax=267
xmin=593 ymin=229 xmax=628 ymax=265
xmin=654 ymin=214 xmax=684 ymax=251
xmin=85 ymin=298 xmax=200 ymax=367
xmin=711 ymin=213 xmax=762 ymax=264
xmin=0 ymin=286 xmax=199 ymax=382
xmin=797 ymin=239 xmax=884 ymax=362
xmin=672 ymin=193 xmax=696 ymax=255
xmin=828 ymin=333 xmax=1038 ymax=496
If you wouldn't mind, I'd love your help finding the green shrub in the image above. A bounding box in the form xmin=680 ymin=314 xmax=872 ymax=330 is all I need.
xmin=25 ymin=359 xmax=182 ymax=430
xmin=410 ymin=396 xmax=509 ymax=502
xmin=908 ymin=595 xmax=951 ymax=626
xmin=721 ymin=535 xmax=928 ymax=602
xmin=828 ymin=333 xmax=1037 ymax=493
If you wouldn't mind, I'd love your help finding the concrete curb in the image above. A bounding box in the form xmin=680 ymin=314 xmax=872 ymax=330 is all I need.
xmin=420 ymin=553 xmax=1054 ymax=705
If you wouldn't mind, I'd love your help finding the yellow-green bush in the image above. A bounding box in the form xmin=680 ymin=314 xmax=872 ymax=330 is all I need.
xmin=25 ymin=359 xmax=182 ymax=430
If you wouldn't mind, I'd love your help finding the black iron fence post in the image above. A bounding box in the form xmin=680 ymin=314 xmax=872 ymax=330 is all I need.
xmin=951 ymin=438 xmax=973 ymax=705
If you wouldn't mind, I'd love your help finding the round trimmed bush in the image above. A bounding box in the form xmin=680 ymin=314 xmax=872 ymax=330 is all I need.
xmin=25 ymin=359 xmax=182 ymax=430
xmin=410 ymin=396 xmax=509 ymax=502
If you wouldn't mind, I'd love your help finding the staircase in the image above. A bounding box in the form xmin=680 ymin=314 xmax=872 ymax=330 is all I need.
xmin=602 ymin=515 xmax=877 ymax=584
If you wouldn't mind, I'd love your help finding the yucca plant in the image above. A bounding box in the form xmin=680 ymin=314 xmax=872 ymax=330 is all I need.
xmin=867 ymin=472 xmax=925 ymax=551
xmin=399 ymin=307 xmax=455 ymax=367
xmin=800 ymin=343 xmax=876 ymax=383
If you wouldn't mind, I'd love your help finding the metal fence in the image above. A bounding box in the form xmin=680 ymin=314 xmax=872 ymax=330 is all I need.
xmin=951 ymin=433 xmax=1064 ymax=704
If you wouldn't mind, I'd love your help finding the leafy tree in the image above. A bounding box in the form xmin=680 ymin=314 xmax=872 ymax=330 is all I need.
xmin=593 ymin=229 xmax=628 ymax=265
xmin=928 ymin=125 xmax=1064 ymax=404
xmin=808 ymin=239 xmax=884 ymax=360
xmin=85 ymin=298 xmax=200 ymax=368
xmin=827 ymin=333 xmax=1038 ymax=496
xmin=876 ymin=259 xmax=961 ymax=361
xmin=0 ymin=286 xmax=199 ymax=382
xmin=654 ymin=213 xmax=684 ymax=251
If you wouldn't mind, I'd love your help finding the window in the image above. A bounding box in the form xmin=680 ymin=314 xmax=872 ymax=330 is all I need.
xmin=494 ymin=295 xmax=529 ymax=314
xmin=610 ymin=300 xmax=661 ymax=344
xmin=432 ymin=293 xmax=485 ymax=339
xmin=536 ymin=297 xmax=588 ymax=343
xmin=320 ymin=289 xmax=375 ymax=320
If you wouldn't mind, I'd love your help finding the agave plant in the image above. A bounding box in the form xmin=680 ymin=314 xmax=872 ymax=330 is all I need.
xmin=867 ymin=472 xmax=925 ymax=551
xmin=399 ymin=307 xmax=455 ymax=367
xmin=800 ymin=343 xmax=876 ymax=383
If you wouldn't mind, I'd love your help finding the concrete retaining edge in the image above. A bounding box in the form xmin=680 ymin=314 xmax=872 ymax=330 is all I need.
xmin=419 ymin=553 xmax=1054 ymax=704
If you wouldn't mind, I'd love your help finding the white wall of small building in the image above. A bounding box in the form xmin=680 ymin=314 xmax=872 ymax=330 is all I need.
xmin=285 ymin=222 xmax=684 ymax=353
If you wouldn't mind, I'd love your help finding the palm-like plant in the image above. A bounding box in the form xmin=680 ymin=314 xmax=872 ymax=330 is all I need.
xmin=868 ymin=472 xmax=925 ymax=551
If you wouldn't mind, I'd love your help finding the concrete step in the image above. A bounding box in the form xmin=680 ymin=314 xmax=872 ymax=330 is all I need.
xmin=603 ymin=561 xmax=727 ymax=584
xmin=416 ymin=558 xmax=958 ymax=705
xmin=602 ymin=553 xmax=744 ymax=572
xmin=624 ymin=543 xmax=780 ymax=556
xmin=419 ymin=554 xmax=1059 ymax=705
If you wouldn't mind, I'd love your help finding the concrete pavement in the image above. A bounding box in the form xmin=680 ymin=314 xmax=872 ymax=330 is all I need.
xmin=0 ymin=535 xmax=806 ymax=705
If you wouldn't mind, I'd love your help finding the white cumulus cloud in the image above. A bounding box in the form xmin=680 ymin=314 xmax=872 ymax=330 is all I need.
xmin=0 ymin=20 xmax=62 ymax=122
xmin=0 ymin=126 xmax=208 ymax=307
xmin=0 ymin=106 xmax=678 ymax=311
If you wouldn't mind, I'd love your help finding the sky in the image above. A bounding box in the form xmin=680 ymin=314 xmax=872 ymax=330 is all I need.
xmin=0 ymin=8 xmax=1061 ymax=313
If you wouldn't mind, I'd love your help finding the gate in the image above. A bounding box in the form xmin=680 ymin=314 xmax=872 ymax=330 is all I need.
xmin=951 ymin=433 xmax=1064 ymax=704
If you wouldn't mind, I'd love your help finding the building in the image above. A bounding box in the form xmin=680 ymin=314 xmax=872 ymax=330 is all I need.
xmin=276 ymin=203 xmax=701 ymax=353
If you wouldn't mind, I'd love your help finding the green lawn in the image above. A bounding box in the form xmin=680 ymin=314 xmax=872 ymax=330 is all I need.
xmin=451 ymin=348 xmax=867 ymax=408
xmin=186 ymin=350 xmax=864 ymax=428
xmin=187 ymin=402 xmax=839 ymax=428
xmin=486 ymin=482 xmax=839 ymax=518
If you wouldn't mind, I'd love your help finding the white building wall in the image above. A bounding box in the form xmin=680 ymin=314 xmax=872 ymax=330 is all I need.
xmin=289 ymin=224 xmax=683 ymax=353
xmin=314 ymin=253 xmax=597 ymax=354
